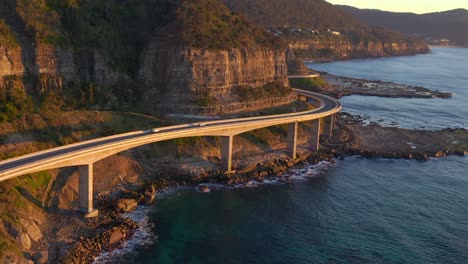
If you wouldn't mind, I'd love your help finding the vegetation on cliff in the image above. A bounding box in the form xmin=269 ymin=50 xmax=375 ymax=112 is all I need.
xmin=0 ymin=0 xmax=287 ymax=119
xmin=175 ymin=0 xmax=285 ymax=50
xmin=219 ymin=0 xmax=363 ymax=29
xmin=289 ymin=77 xmax=330 ymax=92
xmin=218 ymin=0 xmax=428 ymax=59
xmin=0 ymin=20 xmax=18 ymax=47
xmin=2 ymin=0 xmax=283 ymax=73
xmin=233 ymin=82 xmax=292 ymax=102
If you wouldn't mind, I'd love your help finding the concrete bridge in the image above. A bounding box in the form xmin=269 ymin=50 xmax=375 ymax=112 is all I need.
xmin=0 ymin=89 xmax=341 ymax=216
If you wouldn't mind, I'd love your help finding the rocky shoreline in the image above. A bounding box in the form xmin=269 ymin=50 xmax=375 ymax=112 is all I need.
xmin=55 ymin=150 xmax=336 ymax=263
xmin=4 ymin=97 xmax=466 ymax=263
xmin=333 ymin=113 xmax=468 ymax=160
xmin=55 ymin=112 xmax=468 ymax=263
xmin=320 ymin=72 xmax=452 ymax=99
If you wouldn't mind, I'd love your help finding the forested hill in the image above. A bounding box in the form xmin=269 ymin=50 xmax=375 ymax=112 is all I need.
xmin=219 ymin=0 xmax=364 ymax=29
xmin=339 ymin=6 xmax=468 ymax=46
xmin=0 ymin=0 xmax=282 ymax=75
xmin=0 ymin=0 xmax=287 ymax=120
xmin=218 ymin=0 xmax=429 ymax=60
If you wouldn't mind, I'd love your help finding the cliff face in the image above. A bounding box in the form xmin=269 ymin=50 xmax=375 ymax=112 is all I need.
xmin=289 ymin=37 xmax=429 ymax=60
xmin=35 ymin=44 xmax=77 ymax=81
xmin=0 ymin=45 xmax=24 ymax=82
xmin=0 ymin=44 xmax=127 ymax=105
xmin=139 ymin=44 xmax=291 ymax=114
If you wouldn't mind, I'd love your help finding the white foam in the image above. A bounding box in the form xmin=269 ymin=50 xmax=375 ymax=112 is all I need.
xmin=93 ymin=207 xmax=155 ymax=263
xmin=284 ymin=161 xmax=333 ymax=180
xmin=93 ymin=161 xmax=335 ymax=262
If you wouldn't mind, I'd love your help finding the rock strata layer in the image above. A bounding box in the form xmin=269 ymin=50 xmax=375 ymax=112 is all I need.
xmin=290 ymin=38 xmax=429 ymax=61
xmin=139 ymin=46 xmax=292 ymax=114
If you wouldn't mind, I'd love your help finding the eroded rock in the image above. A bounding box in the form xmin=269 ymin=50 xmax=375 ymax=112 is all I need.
xmin=142 ymin=184 xmax=157 ymax=205
xmin=17 ymin=233 xmax=31 ymax=250
xmin=19 ymin=219 xmax=43 ymax=242
xmin=108 ymin=229 xmax=124 ymax=245
xmin=115 ymin=199 xmax=138 ymax=212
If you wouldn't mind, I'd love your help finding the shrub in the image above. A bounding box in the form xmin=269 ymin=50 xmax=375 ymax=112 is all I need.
xmin=289 ymin=77 xmax=329 ymax=91
xmin=233 ymin=82 xmax=292 ymax=102
xmin=0 ymin=19 xmax=18 ymax=47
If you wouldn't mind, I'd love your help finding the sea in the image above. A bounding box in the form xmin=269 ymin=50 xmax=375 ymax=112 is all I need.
xmin=95 ymin=47 xmax=468 ymax=264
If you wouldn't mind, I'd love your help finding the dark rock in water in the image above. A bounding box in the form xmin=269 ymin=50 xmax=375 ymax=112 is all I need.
xmin=116 ymin=199 xmax=138 ymax=212
xmin=198 ymin=185 xmax=211 ymax=192
xmin=119 ymin=189 xmax=144 ymax=203
xmin=272 ymin=165 xmax=287 ymax=174
xmin=454 ymin=150 xmax=466 ymax=156
xmin=253 ymin=176 xmax=264 ymax=183
xmin=143 ymin=192 xmax=156 ymax=205
xmin=413 ymin=152 xmax=429 ymax=161
xmin=34 ymin=251 xmax=49 ymax=264
xmin=141 ymin=183 xmax=157 ymax=205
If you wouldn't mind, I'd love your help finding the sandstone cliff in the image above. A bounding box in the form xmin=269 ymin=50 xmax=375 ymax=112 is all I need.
xmin=289 ymin=37 xmax=429 ymax=60
xmin=0 ymin=45 xmax=24 ymax=83
xmin=139 ymin=45 xmax=292 ymax=114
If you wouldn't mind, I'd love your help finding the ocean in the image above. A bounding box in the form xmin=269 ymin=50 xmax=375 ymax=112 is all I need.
xmin=96 ymin=46 xmax=468 ymax=264
xmin=307 ymin=46 xmax=468 ymax=130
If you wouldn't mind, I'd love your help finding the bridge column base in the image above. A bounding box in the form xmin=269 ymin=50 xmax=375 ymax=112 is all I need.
xmin=85 ymin=209 xmax=99 ymax=218
xmin=221 ymin=135 xmax=233 ymax=172
xmin=79 ymin=163 xmax=97 ymax=216
xmin=287 ymin=122 xmax=298 ymax=159
xmin=310 ymin=119 xmax=321 ymax=152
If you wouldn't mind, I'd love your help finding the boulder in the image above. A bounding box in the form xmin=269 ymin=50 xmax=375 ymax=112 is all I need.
xmin=141 ymin=183 xmax=157 ymax=205
xmin=109 ymin=229 xmax=124 ymax=245
xmin=272 ymin=165 xmax=287 ymax=174
xmin=17 ymin=233 xmax=31 ymax=250
xmin=435 ymin=151 xmax=445 ymax=158
xmin=33 ymin=251 xmax=48 ymax=264
xmin=143 ymin=192 xmax=156 ymax=205
xmin=19 ymin=219 xmax=43 ymax=242
xmin=115 ymin=199 xmax=138 ymax=212
xmin=198 ymin=185 xmax=210 ymax=193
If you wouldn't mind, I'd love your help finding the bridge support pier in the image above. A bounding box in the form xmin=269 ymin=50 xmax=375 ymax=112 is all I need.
xmin=322 ymin=114 xmax=335 ymax=138
xmin=310 ymin=119 xmax=321 ymax=152
xmin=79 ymin=163 xmax=98 ymax=218
xmin=287 ymin=122 xmax=298 ymax=159
xmin=221 ymin=135 xmax=233 ymax=172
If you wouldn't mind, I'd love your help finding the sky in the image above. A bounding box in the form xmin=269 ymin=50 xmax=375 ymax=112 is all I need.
xmin=326 ymin=0 xmax=468 ymax=14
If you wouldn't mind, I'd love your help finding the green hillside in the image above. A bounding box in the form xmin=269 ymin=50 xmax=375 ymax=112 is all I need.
xmin=219 ymin=0 xmax=365 ymax=29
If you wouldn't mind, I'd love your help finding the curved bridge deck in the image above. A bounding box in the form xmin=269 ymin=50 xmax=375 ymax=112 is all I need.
xmin=0 ymin=89 xmax=341 ymax=215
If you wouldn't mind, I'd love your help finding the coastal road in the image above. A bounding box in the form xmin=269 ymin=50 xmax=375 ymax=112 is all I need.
xmin=0 ymin=89 xmax=341 ymax=182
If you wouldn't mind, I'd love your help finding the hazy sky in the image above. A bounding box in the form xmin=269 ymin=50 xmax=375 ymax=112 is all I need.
xmin=326 ymin=0 xmax=468 ymax=14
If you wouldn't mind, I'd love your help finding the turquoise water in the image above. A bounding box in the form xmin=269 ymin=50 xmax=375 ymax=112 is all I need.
xmin=99 ymin=47 xmax=468 ymax=263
